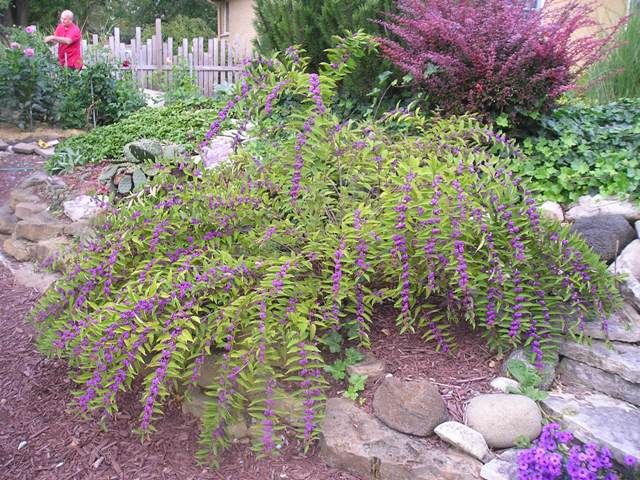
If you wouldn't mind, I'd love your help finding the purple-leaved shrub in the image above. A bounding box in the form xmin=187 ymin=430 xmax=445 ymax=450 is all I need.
xmin=33 ymin=32 xmax=620 ymax=464
xmin=379 ymin=0 xmax=621 ymax=123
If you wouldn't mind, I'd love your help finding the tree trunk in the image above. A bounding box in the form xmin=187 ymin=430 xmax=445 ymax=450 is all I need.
xmin=14 ymin=0 xmax=28 ymax=25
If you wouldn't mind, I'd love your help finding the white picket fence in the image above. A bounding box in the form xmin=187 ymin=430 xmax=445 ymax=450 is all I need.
xmin=77 ymin=19 xmax=246 ymax=95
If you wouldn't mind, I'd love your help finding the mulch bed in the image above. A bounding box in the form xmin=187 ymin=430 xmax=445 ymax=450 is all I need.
xmin=0 ymin=151 xmax=502 ymax=479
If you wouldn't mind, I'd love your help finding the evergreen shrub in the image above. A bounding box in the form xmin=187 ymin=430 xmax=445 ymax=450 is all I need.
xmin=379 ymin=0 xmax=621 ymax=124
xmin=34 ymin=33 xmax=620 ymax=463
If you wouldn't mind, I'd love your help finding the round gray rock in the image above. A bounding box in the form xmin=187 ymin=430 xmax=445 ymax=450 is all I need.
xmin=372 ymin=376 xmax=448 ymax=436
xmin=465 ymin=394 xmax=542 ymax=449
xmin=570 ymin=214 xmax=635 ymax=263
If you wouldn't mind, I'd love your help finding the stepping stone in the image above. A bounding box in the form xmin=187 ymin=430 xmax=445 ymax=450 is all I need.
xmin=320 ymin=397 xmax=482 ymax=480
xmin=9 ymin=188 xmax=40 ymax=210
xmin=559 ymin=358 xmax=640 ymax=406
xmin=542 ymin=392 xmax=640 ymax=465
xmin=346 ymin=353 xmax=386 ymax=380
xmin=584 ymin=303 xmax=640 ymax=343
xmin=11 ymin=142 xmax=37 ymax=154
xmin=560 ymin=340 xmax=640 ymax=384
xmin=0 ymin=206 xmax=17 ymax=235
xmin=34 ymin=237 xmax=71 ymax=264
xmin=12 ymin=263 xmax=60 ymax=293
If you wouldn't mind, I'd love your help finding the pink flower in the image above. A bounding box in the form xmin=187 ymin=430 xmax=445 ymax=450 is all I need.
xmin=23 ymin=48 xmax=35 ymax=57
xmin=25 ymin=25 xmax=36 ymax=34
xmin=9 ymin=42 xmax=20 ymax=49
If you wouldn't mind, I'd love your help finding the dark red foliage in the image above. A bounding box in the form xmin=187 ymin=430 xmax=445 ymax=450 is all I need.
xmin=379 ymin=0 xmax=622 ymax=121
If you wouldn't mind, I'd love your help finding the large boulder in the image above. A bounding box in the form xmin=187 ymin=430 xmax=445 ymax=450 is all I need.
xmin=372 ymin=376 xmax=448 ymax=436
xmin=570 ymin=215 xmax=636 ymax=263
xmin=565 ymin=195 xmax=640 ymax=222
xmin=465 ymin=394 xmax=542 ymax=449
xmin=609 ymin=240 xmax=640 ymax=280
xmin=320 ymin=397 xmax=482 ymax=480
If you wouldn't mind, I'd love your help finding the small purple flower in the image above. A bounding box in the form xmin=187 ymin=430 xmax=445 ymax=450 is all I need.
xmin=23 ymin=48 xmax=35 ymax=57
xmin=10 ymin=42 xmax=20 ymax=49
xmin=25 ymin=25 xmax=36 ymax=34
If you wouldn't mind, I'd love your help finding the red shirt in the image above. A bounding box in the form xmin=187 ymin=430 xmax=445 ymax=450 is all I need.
xmin=55 ymin=22 xmax=82 ymax=69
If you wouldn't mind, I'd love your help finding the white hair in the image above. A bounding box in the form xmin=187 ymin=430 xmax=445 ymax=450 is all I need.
xmin=61 ymin=10 xmax=74 ymax=20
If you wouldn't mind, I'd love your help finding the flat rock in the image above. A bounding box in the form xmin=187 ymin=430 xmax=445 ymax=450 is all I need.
xmin=62 ymin=195 xmax=107 ymax=222
xmin=14 ymin=201 xmax=47 ymax=220
xmin=465 ymin=394 xmax=542 ymax=449
xmin=63 ymin=220 xmax=94 ymax=242
xmin=558 ymin=358 xmax=640 ymax=407
xmin=541 ymin=392 xmax=640 ymax=464
xmin=182 ymin=387 xmax=208 ymax=418
xmin=539 ymin=201 xmax=563 ymax=222
xmin=14 ymin=213 xmax=64 ymax=242
xmin=9 ymin=188 xmax=39 ymax=210
xmin=320 ymin=397 xmax=482 ymax=480
xmin=560 ymin=340 xmax=640 ymax=384
xmin=609 ymin=239 xmax=640 ymax=280
xmin=616 ymin=269 xmax=640 ymax=312
xmin=434 ymin=421 xmax=490 ymax=462
xmin=123 ymin=139 xmax=164 ymax=164
xmin=566 ymin=195 xmax=640 ymax=222
xmin=0 ymin=208 xmax=17 ymax=235
xmin=502 ymin=348 xmax=558 ymax=390
xmin=373 ymin=376 xmax=448 ymax=436
xmin=583 ymin=303 xmax=640 ymax=343
xmin=480 ymin=459 xmax=518 ymax=480
xmin=570 ymin=215 xmax=636 ymax=263
xmin=34 ymin=237 xmax=70 ymax=263
xmin=346 ymin=353 xmax=386 ymax=380
xmin=3 ymin=238 xmax=33 ymax=261
xmin=12 ymin=263 xmax=60 ymax=293
xmin=11 ymin=142 xmax=37 ymax=154
xmin=195 ymin=355 xmax=222 ymax=389
xmin=34 ymin=147 xmax=55 ymax=159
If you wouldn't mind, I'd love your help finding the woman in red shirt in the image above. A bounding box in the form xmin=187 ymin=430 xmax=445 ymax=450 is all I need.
xmin=44 ymin=10 xmax=83 ymax=69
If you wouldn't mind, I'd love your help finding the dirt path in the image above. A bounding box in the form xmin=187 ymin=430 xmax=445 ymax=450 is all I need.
xmin=0 ymin=152 xmax=359 ymax=480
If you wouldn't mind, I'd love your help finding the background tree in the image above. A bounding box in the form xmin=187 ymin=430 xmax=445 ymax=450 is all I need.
xmin=253 ymin=0 xmax=397 ymax=106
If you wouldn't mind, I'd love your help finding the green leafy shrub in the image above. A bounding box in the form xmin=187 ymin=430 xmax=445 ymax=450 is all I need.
xmin=515 ymin=99 xmax=640 ymax=203
xmin=34 ymin=33 xmax=619 ymax=464
xmin=55 ymin=59 xmax=145 ymax=129
xmin=587 ymin=9 xmax=640 ymax=103
xmin=254 ymin=0 xmax=397 ymax=104
xmin=0 ymin=26 xmax=59 ymax=129
xmin=45 ymin=98 xmax=228 ymax=173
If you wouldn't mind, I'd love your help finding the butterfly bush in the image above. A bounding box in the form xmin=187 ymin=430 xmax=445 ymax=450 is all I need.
xmin=379 ymin=0 xmax=621 ymax=123
xmin=518 ymin=423 xmax=639 ymax=480
xmin=34 ymin=32 xmax=620 ymax=464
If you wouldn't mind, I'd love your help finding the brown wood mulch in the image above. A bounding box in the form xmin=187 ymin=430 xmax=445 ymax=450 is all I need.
xmin=0 ymin=150 xmax=502 ymax=480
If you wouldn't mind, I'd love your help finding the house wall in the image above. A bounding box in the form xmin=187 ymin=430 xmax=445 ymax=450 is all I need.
xmin=226 ymin=0 xmax=256 ymax=59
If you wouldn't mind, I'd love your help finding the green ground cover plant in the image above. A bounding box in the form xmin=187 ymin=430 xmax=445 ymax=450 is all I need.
xmin=514 ymin=98 xmax=640 ymax=203
xmin=33 ymin=34 xmax=620 ymax=464
xmin=45 ymin=98 xmax=228 ymax=173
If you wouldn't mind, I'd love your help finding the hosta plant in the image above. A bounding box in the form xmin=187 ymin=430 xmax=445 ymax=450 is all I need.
xmin=34 ymin=32 xmax=620 ymax=464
